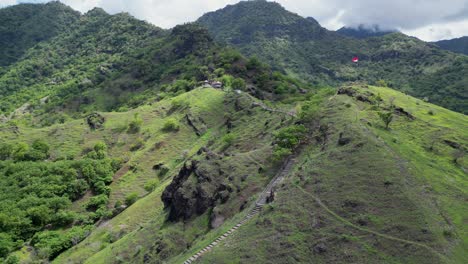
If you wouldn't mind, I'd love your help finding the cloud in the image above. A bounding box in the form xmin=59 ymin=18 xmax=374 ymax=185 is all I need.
xmin=60 ymin=0 xmax=239 ymax=28
xmin=1 ymin=0 xmax=467 ymax=41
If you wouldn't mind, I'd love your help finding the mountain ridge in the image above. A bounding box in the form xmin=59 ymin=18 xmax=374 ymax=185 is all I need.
xmin=0 ymin=2 xmax=466 ymax=264
xmin=197 ymin=0 xmax=468 ymax=113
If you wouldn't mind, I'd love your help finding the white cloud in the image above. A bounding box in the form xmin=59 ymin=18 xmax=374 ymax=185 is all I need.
xmin=0 ymin=0 xmax=18 ymax=7
xmin=1 ymin=0 xmax=468 ymax=40
xmin=403 ymin=19 xmax=468 ymax=41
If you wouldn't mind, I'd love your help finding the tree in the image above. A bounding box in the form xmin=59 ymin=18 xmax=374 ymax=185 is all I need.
xmin=0 ymin=233 xmax=14 ymax=258
xmin=376 ymin=79 xmax=388 ymax=87
xmin=0 ymin=143 xmax=13 ymax=160
xmin=231 ymin=78 xmax=246 ymax=90
xmin=378 ymin=112 xmax=393 ymax=129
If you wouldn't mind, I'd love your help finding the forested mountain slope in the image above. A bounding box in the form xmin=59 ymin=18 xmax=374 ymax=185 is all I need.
xmin=198 ymin=0 xmax=468 ymax=113
xmin=0 ymin=2 xmax=80 ymax=68
xmin=434 ymin=36 xmax=468 ymax=55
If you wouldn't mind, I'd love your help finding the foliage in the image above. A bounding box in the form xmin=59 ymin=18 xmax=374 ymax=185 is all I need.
xmin=231 ymin=78 xmax=246 ymax=90
xmin=125 ymin=192 xmax=139 ymax=206
xmin=127 ymin=113 xmax=143 ymax=134
xmin=377 ymin=111 xmax=393 ymax=129
xmin=144 ymin=179 xmax=159 ymax=192
xmin=31 ymin=225 xmax=92 ymax=260
xmin=162 ymin=118 xmax=180 ymax=132
xmin=273 ymin=125 xmax=307 ymax=149
xmin=221 ymin=133 xmax=236 ymax=148
xmin=198 ymin=0 xmax=468 ymax=113
xmin=0 ymin=141 xmax=118 ymax=259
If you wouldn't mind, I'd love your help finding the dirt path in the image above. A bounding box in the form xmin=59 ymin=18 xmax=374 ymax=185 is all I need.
xmin=182 ymin=157 xmax=296 ymax=264
xmin=294 ymin=184 xmax=447 ymax=262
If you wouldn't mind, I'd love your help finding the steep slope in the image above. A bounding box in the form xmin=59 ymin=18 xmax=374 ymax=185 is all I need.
xmin=0 ymin=2 xmax=80 ymax=68
xmin=0 ymin=5 xmax=311 ymax=125
xmin=434 ymin=36 xmax=468 ymax=55
xmin=0 ymin=7 xmax=162 ymax=119
xmin=197 ymin=0 xmax=468 ymax=113
xmin=188 ymin=85 xmax=468 ymax=264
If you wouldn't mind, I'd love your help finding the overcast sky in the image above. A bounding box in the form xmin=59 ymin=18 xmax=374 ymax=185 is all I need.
xmin=1 ymin=0 xmax=468 ymax=41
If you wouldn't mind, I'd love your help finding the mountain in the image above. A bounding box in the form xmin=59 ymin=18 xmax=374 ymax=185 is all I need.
xmin=0 ymin=2 xmax=80 ymax=68
xmin=337 ymin=25 xmax=396 ymax=39
xmin=433 ymin=36 xmax=468 ymax=55
xmin=0 ymin=2 xmax=467 ymax=264
xmin=198 ymin=0 xmax=468 ymax=114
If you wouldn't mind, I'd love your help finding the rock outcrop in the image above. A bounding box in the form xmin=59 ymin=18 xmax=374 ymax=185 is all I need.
xmin=161 ymin=159 xmax=233 ymax=221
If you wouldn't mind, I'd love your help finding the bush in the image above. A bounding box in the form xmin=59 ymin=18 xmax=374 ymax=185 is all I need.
xmin=231 ymin=78 xmax=246 ymax=90
xmin=170 ymin=98 xmax=189 ymax=111
xmin=376 ymin=79 xmax=388 ymax=87
xmin=125 ymin=192 xmax=139 ymax=206
xmin=274 ymin=125 xmax=307 ymax=149
xmin=378 ymin=111 xmax=393 ymax=129
xmin=272 ymin=147 xmax=292 ymax=162
xmin=144 ymin=179 xmax=159 ymax=192
xmin=31 ymin=226 xmax=91 ymax=260
xmin=158 ymin=165 xmax=170 ymax=177
xmin=127 ymin=113 xmax=143 ymax=134
xmin=86 ymin=194 xmax=109 ymax=210
xmin=221 ymin=133 xmax=236 ymax=148
xmin=162 ymin=118 xmax=180 ymax=132
xmin=130 ymin=138 xmax=145 ymax=151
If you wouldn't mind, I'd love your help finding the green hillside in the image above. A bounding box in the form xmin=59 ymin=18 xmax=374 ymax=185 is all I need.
xmin=434 ymin=37 xmax=468 ymax=55
xmin=0 ymin=2 xmax=80 ymax=68
xmin=0 ymin=2 xmax=467 ymax=264
xmin=197 ymin=0 xmax=468 ymax=114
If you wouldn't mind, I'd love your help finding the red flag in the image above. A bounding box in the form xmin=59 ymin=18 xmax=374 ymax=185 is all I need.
xmin=352 ymin=56 xmax=359 ymax=63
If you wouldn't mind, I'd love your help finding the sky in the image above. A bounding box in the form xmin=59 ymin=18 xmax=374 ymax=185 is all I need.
xmin=1 ymin=0 xmax=468 ymax=41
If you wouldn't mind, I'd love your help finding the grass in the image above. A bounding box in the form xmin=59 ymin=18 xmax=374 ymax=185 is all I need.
xmin=195 ymin=85 xmax=466 ymax=264
xmin=45 ymin=87 xmax=292 ymax=263
xmin=5 ymin=85 xmax=466 ymax=263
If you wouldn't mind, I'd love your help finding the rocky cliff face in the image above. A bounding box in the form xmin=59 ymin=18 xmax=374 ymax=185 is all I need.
xmin=161 ymin=152 xmax=234 ymax=221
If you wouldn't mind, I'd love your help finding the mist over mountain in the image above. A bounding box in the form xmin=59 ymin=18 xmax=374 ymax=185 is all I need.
xmin=336 ymin=25 xmax=397 ymax=39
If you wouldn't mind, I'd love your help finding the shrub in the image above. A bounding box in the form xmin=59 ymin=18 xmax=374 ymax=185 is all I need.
xmin=127 ymin=113 xmax=143 ymax=134
xmin=378 ymin=111 xmax=393 ymax=129
xmin=130 ymin=138 xmax=145 ymax=151
xmin=231 ymin=78 xmax=246 ymax=90
xmin=221 ymin=133 xmax=236 ymax=148
xmin=376 ymin=79 xmax=388 ymax=87
xmin=170 ymin=98 xmax=189 ymax=111
xmin=144 ymin=179 xmax=159 ymax=192
xmin=86 ymin=194 xmax=109 ymax=210
xmin=0 ymin=142 xmax=13 ymax=160
xmin=125 ymin=192 xmax=139 ymax=206
xmin=427 ymin=110 xmax=435 ymax=115
xmin=272 ymin=147 xmax=292 ymax=162
xmin=158 ymin=165 xmax=170 ymax=177
xmin=274 ymin=125 xmax=307 ymax=149
xmin=214 ymin=68 xmax=225 ymax=77
xmin=162 ymin=118 xmax=180 ymax=132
